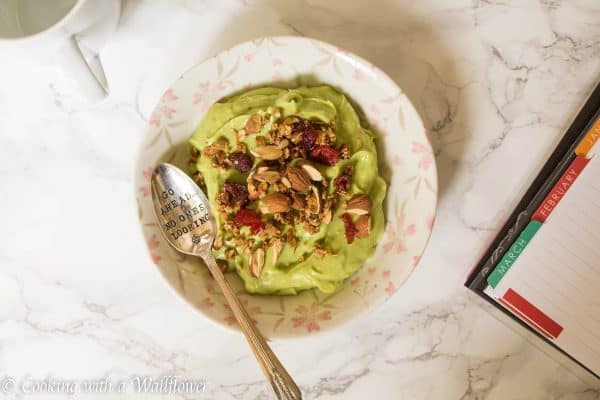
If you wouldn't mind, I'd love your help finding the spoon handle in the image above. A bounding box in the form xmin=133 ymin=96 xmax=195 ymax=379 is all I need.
xmin=203 ymin=256 xmax=302 ymax=400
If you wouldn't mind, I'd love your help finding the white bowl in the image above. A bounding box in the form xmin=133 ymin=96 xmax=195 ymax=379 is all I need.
xmin=134 ymin=36 xmax=437 ymax=338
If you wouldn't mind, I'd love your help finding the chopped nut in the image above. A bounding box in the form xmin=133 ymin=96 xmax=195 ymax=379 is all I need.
xmin=236 ymin=128 xmax=246 ymax=142
xmin=253 ymin=170 xmax=281 ymax=183
xmin=290 ymin=132 xmax=303 ymax=144
xmin=193 ymin=171 xmax=205 ymax=186
xmin=247 ymin=181 xmax=260 ymax=200
xmin=278 ymin=124 xmax=292 ymax=137
xmin=261 ymin=193 xmax=290 ymax=213
xmin=307 ymin=186 xmax=321 ymax=214
xmin=226 ymin=248 xmax=237 ymax=258
xmin=245 ymin=114 xmax=263 ymax=134
xmin=214 ymin=150 xmax=227 ymax=165
xmin=321 ymin=209 xmax=332 ymax=224
xmin=256 ymin=136 xmax=267 ymax=147
xmin=213 ymin=235 xmax=223 ymax=249
xmin=299 ymin=161 xmax=323 ymax=181
xmin=213 ymin=138 xmax=229 ymax=151
xmin=285 ymin=228 xmax=298 ymax=249
xmin=315 ymin=130 xmax=329 ymax=146
xmin=276 ymin=138 xmax=289 ymax=149
xmin=257 ymin=181 xmax=269 ymax=198
xmin=314 ymin=245 xmax=331 ymax=259
xmin=283 ymin=116 xmax=299 ymax=125
xmin=355 ymin=215 xmax=371 ymax=238
xmin=340 ymin=144 xmax=351 ymax=159
xmin=263 ymin=223 xmax=281 ymax=238
xmin=216 ymin=190 xmax=231 ymax=206
xmin=251 ymin=145 xmax=283 ymax=160
xmin=203 ymin=138 xmax=230 ymax=163
xmin=271 ymin=240 xmax=283 ymax=265
xmin=281 ymin=177 xmax=292 ymax=188
xmin=346 ymin=194 xmax=371 ymax=215
xmin=286 ymin=166 xmax=311 ymax=192
xmin=249 ymin=248 xmax=265 ymax=277
xmin=291 ymin=192 xmax=307 ymax=210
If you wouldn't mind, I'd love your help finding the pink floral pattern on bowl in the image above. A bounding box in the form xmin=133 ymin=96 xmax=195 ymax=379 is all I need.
xmin=134 ymin=36 xmax=438 ymax=338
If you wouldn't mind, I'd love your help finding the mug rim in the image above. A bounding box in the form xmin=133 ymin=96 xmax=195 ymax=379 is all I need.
xmin=0 ymin=0 xmax=84 ymax=43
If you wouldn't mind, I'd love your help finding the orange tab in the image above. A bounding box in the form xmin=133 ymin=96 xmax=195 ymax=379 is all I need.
xmin=575 ymin=116 xmax=600 ymax=156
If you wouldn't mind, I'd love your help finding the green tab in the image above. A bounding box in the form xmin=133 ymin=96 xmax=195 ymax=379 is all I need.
xmin=487 ymin=221 xmax=542 ymax=288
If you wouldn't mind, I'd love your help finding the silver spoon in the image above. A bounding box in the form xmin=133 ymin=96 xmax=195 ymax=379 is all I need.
xmin=150 ymin=162 xmax=302 ymax=400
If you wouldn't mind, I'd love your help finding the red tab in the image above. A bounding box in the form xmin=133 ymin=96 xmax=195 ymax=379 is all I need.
xmin=501 ymin=288 xmax=563 ymax=339
xmin=532 ymin=156 xmax=589 ymax=222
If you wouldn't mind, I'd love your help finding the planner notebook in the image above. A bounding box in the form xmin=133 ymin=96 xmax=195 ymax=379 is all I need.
xmin=466 ymin=81 xmax=600 ymax=379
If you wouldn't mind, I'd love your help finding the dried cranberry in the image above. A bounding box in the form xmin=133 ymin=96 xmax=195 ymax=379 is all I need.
xmin=333 ymin=174 xmax=350 ymax=194
xmin=309 ymin=145 xmax=339 ymax=166
xmin=340 ymin=213 xmax=357 ymax=244
xmin=223 ymin=181 xmax=248 ymax=203
xmin=234 ymin=208 xmax=265 ymax=233
xmin=229 ymin=152 xmax=253 ymax=172
xmin=301 ymin=122 xmax=317 ymax=150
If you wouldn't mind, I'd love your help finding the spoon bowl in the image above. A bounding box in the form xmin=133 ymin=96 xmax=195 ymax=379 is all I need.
xmin=150 ymin=163 xmax=302 ymax=400
xmin=150 ymin=163 xmax=215 ymax=256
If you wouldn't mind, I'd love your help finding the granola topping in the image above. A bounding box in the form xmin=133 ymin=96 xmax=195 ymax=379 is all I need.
xmin=188 ymin=86 xmax=387 ymax=294
xmin=196 ymin=111 xmax=377 ymax=275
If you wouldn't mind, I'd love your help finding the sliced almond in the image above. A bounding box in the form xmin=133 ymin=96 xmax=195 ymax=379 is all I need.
xmin=243 ymin=246 xmax=252 ymax=259
xmin=283 ymin=116 xmax=299 ymax=125
xmin=213 ymin=137 xmax=229 ymax=150
xmin=281 ymin=177 xmax=292 ymax=188
xmin=300 ymin=162 xmax=323 ymax=181
xmin=253 ymin=170 xmax=281 ymax=183
xmin=213 ymin=235 xmax=223 ymax=249
xmin=271 ymin=240 xmax=283 ymax=265
xmin=276 ymin=139 xmax=289 ymax=149
xmin=261 ymin=193 xmax=290 ymax=213
xmin=322 ymin=209 xmax=332 ymax=224
xmin=287 ymin=166 xmax=311 ymax=192
xmin=249 ymin=248 xmax=265 ymax=277
xmin=296 ymin=160 xmax=323 ymax=182
xmin=346 ymin=194 xmax=371 ymax=215
xmin=307 ymin=186 xmax=321 ymax=214
xmin=251 ymin=145 xmax=283 ymax=160
xmin=355 ymin=215 xmax=371 ymax=238
xmin=245 ymin=114 xmax=263 ymax=134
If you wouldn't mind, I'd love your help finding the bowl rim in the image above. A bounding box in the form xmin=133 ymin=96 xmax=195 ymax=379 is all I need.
xmin=134 ymin=35 xmax=438 ymax=339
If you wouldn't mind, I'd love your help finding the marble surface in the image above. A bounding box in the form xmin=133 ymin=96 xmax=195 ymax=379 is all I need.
xmin=0 ymin=0 xmax=599 ymax=398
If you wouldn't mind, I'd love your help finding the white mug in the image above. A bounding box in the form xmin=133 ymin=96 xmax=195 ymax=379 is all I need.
xmin=0 ymin=0 xmax=121 ymax=100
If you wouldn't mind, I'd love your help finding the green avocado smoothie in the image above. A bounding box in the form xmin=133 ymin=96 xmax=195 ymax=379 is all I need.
xmin=189 ymin=86 xmax=386 ymax=295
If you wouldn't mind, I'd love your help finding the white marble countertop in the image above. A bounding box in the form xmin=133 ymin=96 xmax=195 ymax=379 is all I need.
xmin=1 ymin=0 xmax=599 ymax=399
